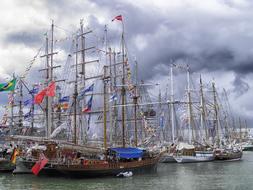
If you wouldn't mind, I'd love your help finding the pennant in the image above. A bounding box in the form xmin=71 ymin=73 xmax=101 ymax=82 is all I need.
xmin=59 ymin=96 xmax=70 ymax=103
xmin=112 ymin=15 xmax=123 ymax=21
xmin=31 ymin=153 xmax=48 ymax=176
xmin=34 ymin=89 xmax=47 ymax=104
xmin=10 ymin=148 xmax=19 ymax=164
xmin=109 ymin=94 xmax=117 ymax=102
xmin=0 ymin=78 xmax=17 ymax=92
xmin=82 ymin=96 xmax=93 ymax=113
xmin=78 ymin=84 xmax=94 ymax=99
xmin=24 ymin=99 xmax=34 ymax=106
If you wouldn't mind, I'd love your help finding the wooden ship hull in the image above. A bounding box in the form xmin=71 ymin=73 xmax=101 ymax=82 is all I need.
xmin=20 ymin=157 xmax=158 ymax=177
xmin=215 ymin=149 xmax=242 ymax=161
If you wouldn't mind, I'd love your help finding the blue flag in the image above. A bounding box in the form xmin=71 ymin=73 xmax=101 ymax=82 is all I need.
xmin=24 ymin=99 xmax=34 ymax=106
xmin=59 ymin=96 xmax=70 ymax=103
xmin=29 ymin=87 xmax=39 ymax=94
xmin=82 ymin=96 xmax=93 ymax=112
xmin=78 ymin=84 xmax=94 ymax=99
xmin=24 ymin=111 xmax=32 ymax=120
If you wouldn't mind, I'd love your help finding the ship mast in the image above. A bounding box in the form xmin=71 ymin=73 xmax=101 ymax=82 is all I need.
xmin=133 ymin=60 xmax=139 ymax=147
xmin=103 ymin=66 xmax=109 ymax=150
xmin=187 ymin=65 xmax=194 ymax=143
xmin=212 ymin=82 xmax=220 ymax=146
xmin=40 ymin=20 xmax=58 ymax=138
xmin=200 ymin=75 xmax=208 ymax=141
xmin=170 ymin=64 xmax=175 ymax=143
xmin=73 ymin=37 xmax=78 ymax=144
xmin=121 ymin=23 xmax=126 ymax=148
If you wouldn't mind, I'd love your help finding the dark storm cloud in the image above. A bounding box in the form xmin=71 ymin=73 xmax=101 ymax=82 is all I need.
xmin=4 ymin=30 xmax=43 ymax=47
xmin=232 ymin=75 xmax=249 ymax=97
xmin=91 ymin=0 xmax=253 ymax=83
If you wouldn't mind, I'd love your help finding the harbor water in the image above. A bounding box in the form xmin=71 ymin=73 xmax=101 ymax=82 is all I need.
xmin=1 ymin=152 xmax=253 ymax=190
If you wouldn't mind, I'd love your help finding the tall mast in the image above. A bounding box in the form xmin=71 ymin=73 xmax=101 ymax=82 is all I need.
xmin=187 ymin=66 xmax=193 ymax=143
xmin=48 ymin=20 xmax=54 ymax=138
xmin=121 ymin=25 xmax=126 ymax=148
xmin=80 ymin=19 xmax=86 ymax=143
xmin=200 ymin=75 xmax=208 ymax=141
xmin=212 ymin=82 xmax=219 ymax=145
xmin=45 ymin=34 xmax=50 ymax=138
xmin=112 ymin=50 xmax=118 ymax=143
xmin=103 ymin=66 xmax=108 ymax=150
xmin=73 ymin=38 xmax=78 ymax=144
xmin=170 ymin=65 xmax=175 ymax=143
xmin=133 ymin=60 xmax=138 ymax=147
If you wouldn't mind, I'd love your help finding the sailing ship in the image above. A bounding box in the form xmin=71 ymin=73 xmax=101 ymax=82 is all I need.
xmin=12 ymin=16 xmax=160 ymax=177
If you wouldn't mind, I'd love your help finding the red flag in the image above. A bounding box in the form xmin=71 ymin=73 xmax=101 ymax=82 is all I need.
xmin=112 ymin=15 xmax=122 ymax=21
xmin=46 ymin=81 xmax=55 ymax=97
xmin=31 ymin=153 xmax=48 ymax=176
xmin=34 ymin=89 xmax=47 ymax=104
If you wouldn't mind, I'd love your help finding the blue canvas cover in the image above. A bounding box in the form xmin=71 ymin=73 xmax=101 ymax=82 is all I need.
xmin=109 ymin=147 xmax=144 ymax=159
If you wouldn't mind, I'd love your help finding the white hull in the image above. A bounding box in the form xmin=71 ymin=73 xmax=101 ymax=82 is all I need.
xmin=173 ymin=155 xmax=214 ymax=163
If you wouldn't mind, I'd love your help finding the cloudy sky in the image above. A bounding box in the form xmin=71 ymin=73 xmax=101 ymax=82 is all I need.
xmin=1 ymin=0 xmax=253 ymax=126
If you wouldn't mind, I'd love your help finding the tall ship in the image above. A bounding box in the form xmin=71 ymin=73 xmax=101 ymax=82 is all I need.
xmin=10 ymin=16 xmax=160 ymax=177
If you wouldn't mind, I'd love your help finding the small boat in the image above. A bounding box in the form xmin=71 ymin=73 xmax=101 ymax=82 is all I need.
xmin=214 ymin=148 xmax=242 ymax=161
xmin=241 ymin=142 xmax=253 ymax=151
xmin=116 ymin=171 xmax=133 ymax=177
xmin=173 ymin=143 xmax=214 ymax=163
xmin=174 ymin=150 xmax=214 ymax=163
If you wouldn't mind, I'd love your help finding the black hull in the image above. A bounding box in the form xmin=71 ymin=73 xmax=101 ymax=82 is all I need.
xmin=21 ymin=158 xmax=158 ymax=178
xmin=55 ymin=163 xmax=157 ymax=178
xmin=0 ymin=159 xmax=15 ymax=172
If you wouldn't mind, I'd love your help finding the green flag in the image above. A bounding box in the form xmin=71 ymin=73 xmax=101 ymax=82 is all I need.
xmin=0 ymin=78 xmax=17 ymax=92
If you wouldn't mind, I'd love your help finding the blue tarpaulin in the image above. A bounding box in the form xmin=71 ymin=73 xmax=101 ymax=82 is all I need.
xmin=109 ymin=147 xmax=144 ymax=159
